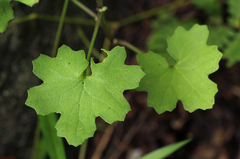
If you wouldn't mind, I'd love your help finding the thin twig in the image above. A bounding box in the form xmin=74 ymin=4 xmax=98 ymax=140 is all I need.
xmin=71 ymin=0 xmax=97 ymax=19
xmin=79 ymin=139 xmax=88 ymax=159
xmin=86 ymin=10 xmax=103 ymax=62
xmin=7 ymin=13 xmax=95 ymax=28
xmin=109 ymin=109 xmax=151 ymax=159
xmin=76 ymin=27 xmax=105 ymax=62
xmin=91 ymin=122 xmax=117 ymax=159
xmin=51 ymin=0 xmax=69 ymax=57
xmin=114 ymin=39 xmax=145 ymax=54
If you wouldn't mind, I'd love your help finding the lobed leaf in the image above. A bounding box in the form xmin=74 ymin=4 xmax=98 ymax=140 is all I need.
xmin=26 ymin=45 xmax=145 ymax=146
xmin=137 ymin=24 xmax=222 ymax=114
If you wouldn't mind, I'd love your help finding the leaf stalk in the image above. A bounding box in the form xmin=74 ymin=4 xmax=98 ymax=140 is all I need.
xmin=71 ymin=0 xmax=97 ymax=19
xmin=51 ymin=0 xmax=69 ymax=57
xmin=114 ymin=39 xmax=145 ymax=54
xmin=86 ymin=9 xmax=104 ymax=62
xmin=7 ymin=13 xmax=95 ymax=27
xmin=76 ymin=27 xmax=105 ymax=61
xmin=161 ymin=52 xmax=176 ymax=67
xmin=78 ymin=139 xmax=88 ymax=159
xmin=83 ymin=6 xmax=106 ymax=77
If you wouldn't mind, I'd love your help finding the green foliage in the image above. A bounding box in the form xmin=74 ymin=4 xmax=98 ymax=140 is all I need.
xmin=227 ymin=0 xmax=240 ymax=25
xmin=26 ymin=45 xmax=144 ymax=146
xmin=207 ymin=26 xmax=235 ymax=48
xmin=137 ymin=24 xmax=222 ymax=114
xmin=0 ymin=0 xmax=14 ymax=33
xmin=139 ymin=138 xmax=191 ymax=159
xmin=0 ymin=0 xmax=229 ymax=157
xmin=192 ymin=0 xmax=221 ymax=15
xmin=223 ymin=32 xmax=240 ymax=67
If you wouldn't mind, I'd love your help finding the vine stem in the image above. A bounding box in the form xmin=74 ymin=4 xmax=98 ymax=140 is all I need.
xmin=86 ymin=10 xmax=103 ymax=62
xmin=161 ymin=52 xmax=176 ymax=67
xmin=7 ymin=13 xmax=95 ymax=28
xmin=115 ymin=39 xmax=176 ymax=66
xmin=78 ymin=139 xmax=88 ymax=159
xmin=76 ymin=27 xmax=105 ymax=61
xmin=51 ymin=0 xmax=70 ymax=57
xmin=71 ymin=0 xmax=97 ymax=19
xmin=114 ymin=39 xmax=145 ymax=54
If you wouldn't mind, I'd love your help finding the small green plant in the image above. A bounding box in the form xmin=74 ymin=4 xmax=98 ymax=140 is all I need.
xmin=26 ymin=45 xmax=145 ymax=146
xmin=2 ymin=0 xmax=240 ymax=158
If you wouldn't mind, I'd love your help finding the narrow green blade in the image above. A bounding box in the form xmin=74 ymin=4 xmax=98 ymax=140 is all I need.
xmin=38 ymin=114 xmax=66 ymax=159
xmin=36 ymin=139 xmax=47 ymax=159
xmin=140 ymin=138 xmax=191 ymax=159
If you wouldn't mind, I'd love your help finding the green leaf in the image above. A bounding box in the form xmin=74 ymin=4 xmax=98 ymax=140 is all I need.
xmin=223 ymin=32 xmax=240 ymax=67
xmin=0 ymin=0 xmax=14 ymax=33
xmin=26 ymin=45 xmax=145 ymax=146
xmin=137 ymin=24 xmax=222 ymax=114
xmin=139 ymin=139 xmax=191 ymax=159
xmin=14 ymin=0 xmax=39 ymax=7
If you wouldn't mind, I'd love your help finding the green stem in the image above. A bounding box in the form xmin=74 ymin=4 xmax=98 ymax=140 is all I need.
xmin=114 ymin=39 xmax=145 ymax=54
xmin=8 ymin=13 xmax=95 ymax=28
xmin=71 ymin=0 xmax=97 ymax=19
xmin=8 ymin=13 xmax=38 ymax=27
xmin=95 ymin=0 xmax=114 ymax=40
xmin=38 ymin=114 xmax=66 ymax=159
xmin=161 ymin=52 xmax=176 ymax=67
xmin=78 ymin=139 xmax=88 ymax=159
xmin=115 ymin=39 xmax=176 ymax=66
xmin=100 ymin=13 xmax=113 ymax=39
xmin=76 ymin=27 xmax=105 ymax=61
xmin=86 ymin=11 xmax=103 ymax=62
xmin=96 ymin=0 xmax=103 ymax=7
xmin=51 ymin=0 xmax=70 ymax=57
xmin=82 ymin=8 xmax=105 ymax=77
xmin=102 ymin=37 xmax=111 ymax=52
